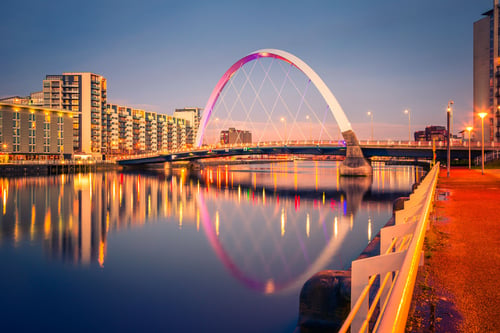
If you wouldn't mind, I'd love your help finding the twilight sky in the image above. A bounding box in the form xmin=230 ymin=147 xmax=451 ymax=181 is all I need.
xmin=0 ymin=0 xmax=493 ymax=139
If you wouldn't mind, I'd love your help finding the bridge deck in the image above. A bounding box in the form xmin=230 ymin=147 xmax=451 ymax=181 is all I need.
xmin=117 ymin=141 xmax=498 ymax=166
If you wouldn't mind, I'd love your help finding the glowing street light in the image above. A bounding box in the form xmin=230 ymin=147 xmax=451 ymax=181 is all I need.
xmin=478 ymin=112 xmax=488 ymax=175
xmin=367 ymin=111 xmax=373 ymax=141
xmin=404 ymin=109 xmax=411 ymax=142
xmin=466 ymin=126 xmax=473 ymax=169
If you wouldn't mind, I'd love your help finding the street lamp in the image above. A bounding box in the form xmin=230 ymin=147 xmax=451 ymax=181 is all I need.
xmin=280 ymin=117 xmax=287 ymax=144
xmin=466 ymin=126 xmax=473 ymax=169
xmin=404 ymin=109 xmax=411 ymax=142
xmin=446 ymin=103 xmax=451 ymax=177
xmin=367 ymin=111 xmax=373 ymax=141
xmin=478 ymin=112 xmax=488 ymax=175
xmin=306 ymin=115 xmax=311 ymax=141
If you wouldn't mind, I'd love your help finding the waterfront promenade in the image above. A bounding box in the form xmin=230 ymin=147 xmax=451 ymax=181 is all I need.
xmin=407 ymin=167 xmax=500 ymax=332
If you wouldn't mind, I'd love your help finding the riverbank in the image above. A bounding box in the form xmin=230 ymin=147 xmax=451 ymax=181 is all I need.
xmin=406 ymin=167 xmax=500 ymax=332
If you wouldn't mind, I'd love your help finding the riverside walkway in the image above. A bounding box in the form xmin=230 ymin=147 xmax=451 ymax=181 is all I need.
xmin=407 ymin=167 xmax=500 ymax=332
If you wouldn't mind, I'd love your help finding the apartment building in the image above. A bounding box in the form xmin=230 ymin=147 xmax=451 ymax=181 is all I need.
xmin=474 ymin=0 xmax=500 ymax=142
xmin=173 ymin=107 xmax=201 ymax=147
xmin=0 ymin=103 xmax=74 ymax=160
xmin=43 ymin=72 xmax=107 ymax=155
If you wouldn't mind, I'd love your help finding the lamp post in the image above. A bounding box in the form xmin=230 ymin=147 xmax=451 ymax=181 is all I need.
xmin=367 ymin=111 xmax=373 ymax=141
xmin=404 ymin=109 xmax=411 ymax=142
xmin=306 ymin=115 xmax=311 ymax=142
xmin=280 ymin=117 xmax=287 ymax=144
xmin=466 ymin=126 xmax=473 ymax=169
xmin=446 ymin=103 xmax=451 ymax=177
xmin=478 ymin=112 xmax=488 ymax=175
xmin=215 ymin=117 xmax=219 ymax=145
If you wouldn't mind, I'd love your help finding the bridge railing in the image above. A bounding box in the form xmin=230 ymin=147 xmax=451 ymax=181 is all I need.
xmin=338 ymin=162 xmax=440 ymax=333
xmin=474 ymin=150 xmax=500 ymax=165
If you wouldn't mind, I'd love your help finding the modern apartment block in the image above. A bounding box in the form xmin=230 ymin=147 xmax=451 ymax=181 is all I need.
xmin=43 ymin=72 xmax=107 ymax=154
xmin=0 ymin=103 xmax=74 ymax=160
xmin=474 ymin=0 xmax=500 ymax=143
xmin=173 ymin=107 xmax=201 ymax=147
xmin=105 ymin=103 xmax=194 ymax=155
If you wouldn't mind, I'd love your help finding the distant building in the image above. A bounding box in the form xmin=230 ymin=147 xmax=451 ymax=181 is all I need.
xmin=29 ymin=91 xmax=44 ymax=106
xmin=0 ymin=96 xmax=30 ymax=105
xmin=413 ymin=126 xmax=447 ymax=142
xmin=0 ymin=103 xmax=74 ymax=160
xmin=414 ymin=131 xmax=426 ymax=141
xmin=43 ymin=73 xmax=107 ymax=155
xmin=1 ymin=92 xmax=47 ymax=107
xmin=474 ymin=1 xmax=500 ymax=143
xmin=425 ymin=126 xmax=447 ymax=141
xmin=220 ymin=128 xmax=252 ymax=145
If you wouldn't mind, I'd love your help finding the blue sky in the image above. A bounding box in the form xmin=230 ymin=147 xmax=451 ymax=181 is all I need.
xmin=0 ymin=0 xmax=493 ymax=139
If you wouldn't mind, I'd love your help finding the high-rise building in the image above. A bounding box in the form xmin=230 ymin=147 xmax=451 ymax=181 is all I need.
xmin=42 ymin=73 xmax=107 ymax=155
xmin=474 ymin=0 xmax=500 ymax=143
xmin=173 ymin=107 xmax=201 ymax=147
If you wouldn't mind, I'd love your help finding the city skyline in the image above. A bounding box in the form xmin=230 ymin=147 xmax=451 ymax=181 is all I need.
xmin=1 ymin=0 xmax=493 ymax=139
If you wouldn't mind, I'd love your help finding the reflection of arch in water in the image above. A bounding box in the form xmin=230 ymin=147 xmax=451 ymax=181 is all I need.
xmin=196 ymin=192 xmax=350 ymax=295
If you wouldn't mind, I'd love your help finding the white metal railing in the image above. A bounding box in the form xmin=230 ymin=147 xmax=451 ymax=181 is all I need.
xmin=474 ymin=150 xmax=500 ymax=165
xmin=339 ymin=163 xmax=440 ymax=333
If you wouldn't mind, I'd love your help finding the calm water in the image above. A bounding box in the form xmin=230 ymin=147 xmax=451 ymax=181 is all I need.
xmin=0 ymin=161 xmax=420 ymax=332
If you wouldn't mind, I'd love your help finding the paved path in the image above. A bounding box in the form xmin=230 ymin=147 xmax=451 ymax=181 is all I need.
xmin=407 ymin=167 xmax=500 ymax=332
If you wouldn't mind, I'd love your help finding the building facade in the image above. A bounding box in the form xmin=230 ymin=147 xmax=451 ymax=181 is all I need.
xmin=173 ymin=107 xmax=201 ymax=147
xmin=43 ymin=73 xmax=107 ymax=155
xmin=0 ymin=103 xmax=74 ymax=160
xmin=474 ymin=0 xmax=500 ymax=143
xmin=106 ymin=103 xmax=193 ymax=155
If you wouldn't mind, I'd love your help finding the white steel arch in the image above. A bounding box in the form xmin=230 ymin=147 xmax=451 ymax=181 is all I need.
xmin=195 ymin=49 xmax=352 ymax=147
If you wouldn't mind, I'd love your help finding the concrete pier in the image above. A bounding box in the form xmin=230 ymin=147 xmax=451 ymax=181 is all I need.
xmin=339 ymin=130 xmax=372 ymax=177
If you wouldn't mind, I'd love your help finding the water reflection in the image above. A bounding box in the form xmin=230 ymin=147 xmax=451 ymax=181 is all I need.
xmin=0 ymin=162 xmax=418 ymax=295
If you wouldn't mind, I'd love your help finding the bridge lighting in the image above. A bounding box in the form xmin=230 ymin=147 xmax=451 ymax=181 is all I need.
xmin=466 ymin=126 xmax=473 ymax=169
xmin=478 ymin=112 xmax=488 ymax=175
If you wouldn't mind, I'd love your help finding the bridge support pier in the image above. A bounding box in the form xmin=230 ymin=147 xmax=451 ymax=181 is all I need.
xmin=339 ymin=130 xmax=373 ymax=177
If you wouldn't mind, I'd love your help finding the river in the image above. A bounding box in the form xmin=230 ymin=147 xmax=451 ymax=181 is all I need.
xmin=0 ymin=160 xmax=420 ymax=332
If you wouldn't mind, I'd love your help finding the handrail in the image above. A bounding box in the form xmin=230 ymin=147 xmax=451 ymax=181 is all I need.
xmin=376 ymin=163 xmax=439 ymax=332
xmin=338 ymin=162 xmax=439 ymax=332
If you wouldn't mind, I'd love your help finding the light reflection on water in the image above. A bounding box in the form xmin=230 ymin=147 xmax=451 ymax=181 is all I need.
xmin=0 ymin=161 xmax=419 ymax=332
